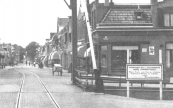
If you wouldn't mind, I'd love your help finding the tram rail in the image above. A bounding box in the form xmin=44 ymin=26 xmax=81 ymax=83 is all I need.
xmin=14 ymin=68 xmax=60 ymax=108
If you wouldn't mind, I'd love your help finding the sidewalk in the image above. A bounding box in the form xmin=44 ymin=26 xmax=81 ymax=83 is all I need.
xmin=26 ymin=66 xmax=173 ymax=108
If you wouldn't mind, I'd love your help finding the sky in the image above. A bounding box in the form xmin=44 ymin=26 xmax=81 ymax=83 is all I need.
xmin=0 ymin=0 xmax=150 ymax=48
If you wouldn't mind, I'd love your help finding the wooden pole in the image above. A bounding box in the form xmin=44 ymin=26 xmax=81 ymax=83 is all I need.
xmin=71 ymin=0 xmax=77 ymax=84
xmin=159 ymin=49 xmax=162 ymax=100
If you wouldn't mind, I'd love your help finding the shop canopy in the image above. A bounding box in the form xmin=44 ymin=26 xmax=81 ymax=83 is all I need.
xmin=0 ymin=47 xmax=8 ymax=55
xmin=78 ymin=45 xmax=91 ymax=58
xmin=84 ymin=47 xmax=91 ymax=57
xmin=78 ymin=45 xmax=87 ymax=58
xmin=49 ymin=51 xmax=62 ymax=60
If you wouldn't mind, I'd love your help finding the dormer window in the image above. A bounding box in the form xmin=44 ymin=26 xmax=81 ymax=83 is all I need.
xmin=134 ymin=5 xmax=144 ymax=20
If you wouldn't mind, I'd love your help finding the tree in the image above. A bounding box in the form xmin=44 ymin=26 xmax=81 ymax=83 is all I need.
xmin=19 ymin=46 xmax=25 ymax=61
xmin=25 ymin=41 xmax=40 ymax=62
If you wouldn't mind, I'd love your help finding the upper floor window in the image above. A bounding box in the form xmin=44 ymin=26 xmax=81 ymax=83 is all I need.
xmin=171 ymin=14 xmax=173 ymax=26
xmin=158 ymin=0 xmax=164 ymax=2
xmin=164 ymin=14 xmax=173 ymax=27
xmin=166 ymin=43 xmax=173 ymax=68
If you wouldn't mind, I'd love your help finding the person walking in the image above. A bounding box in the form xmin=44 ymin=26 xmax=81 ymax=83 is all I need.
xmin=33 ymin=62 xmax=36 ymax=67
xmin=26 ymin=61 xmax=27 ymax=66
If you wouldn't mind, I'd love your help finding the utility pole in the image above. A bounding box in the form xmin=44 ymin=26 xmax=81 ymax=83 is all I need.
xmin=71 ymin=0 xmax=77 ymax=84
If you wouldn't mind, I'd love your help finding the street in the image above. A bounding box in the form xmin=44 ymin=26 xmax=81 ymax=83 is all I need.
xmin=0 ymin=64 xmax=173 ymax=108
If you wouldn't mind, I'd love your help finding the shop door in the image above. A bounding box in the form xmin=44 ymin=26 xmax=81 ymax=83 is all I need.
xmin=100 ymin=45 xmax=108 ymax=74
xmin=111 ymin=46 xmax=139 ymax=75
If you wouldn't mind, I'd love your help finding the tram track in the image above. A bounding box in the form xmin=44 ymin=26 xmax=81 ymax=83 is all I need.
xmin=15 ymin=70 xmax=25 ymax=108
xmin=14 ymin=67 xmax=60 ymax=108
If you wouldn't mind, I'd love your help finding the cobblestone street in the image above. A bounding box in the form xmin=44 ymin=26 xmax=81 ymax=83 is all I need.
xmin=0 ymin=65 xmax=173 ymax=108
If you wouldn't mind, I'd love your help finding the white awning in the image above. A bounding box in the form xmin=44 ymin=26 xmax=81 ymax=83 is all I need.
xmin=48 ymin=51 xmax=55 ymax=60
xmin=50 ymin=51 xmax=62 ymax=60
xmin=84 ymin=47 xmax=91 ymax=57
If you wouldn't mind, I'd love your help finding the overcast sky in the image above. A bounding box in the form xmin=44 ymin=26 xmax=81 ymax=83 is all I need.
xmin=0 ymin=0 xmax=150 ymax=48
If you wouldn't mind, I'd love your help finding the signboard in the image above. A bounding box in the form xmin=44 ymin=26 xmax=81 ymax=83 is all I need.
xmin=149 ymin=46 xmax=155 ymax=55
xmin=142 ymin=48 xmax=147 ymax=52
xmin=126 ymin=64 xmax=163 ymax=80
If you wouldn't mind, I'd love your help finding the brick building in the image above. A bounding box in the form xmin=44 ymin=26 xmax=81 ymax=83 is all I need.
xmin=76 ymin=0 xmax=173 ymax=81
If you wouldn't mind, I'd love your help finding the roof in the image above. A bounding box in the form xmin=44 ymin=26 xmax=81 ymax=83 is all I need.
xmin=101 ymin=5 xmax=152 ymax=27
xmin=158 ymin=0 xmax=173 ymax=8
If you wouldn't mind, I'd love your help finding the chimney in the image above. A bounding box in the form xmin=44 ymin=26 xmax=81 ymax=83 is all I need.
xmin=151 ymin=0 xmax=158 ymax=28
xmin=104 ymin=0 xmax=109 ymax=6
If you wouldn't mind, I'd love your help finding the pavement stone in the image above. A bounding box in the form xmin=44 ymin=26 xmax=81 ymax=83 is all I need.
xmin=6 ymin=64 xmax=173 ymax=108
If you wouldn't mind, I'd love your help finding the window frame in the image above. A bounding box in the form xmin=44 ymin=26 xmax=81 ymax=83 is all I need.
xmin=166 ymin=43 xmax=173 ymax=68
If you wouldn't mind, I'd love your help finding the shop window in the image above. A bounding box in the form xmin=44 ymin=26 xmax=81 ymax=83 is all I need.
xmin=166 ymin=43 xmax=173 ymax=68
xmin=112 ymin=50 xmax=127 ymax=69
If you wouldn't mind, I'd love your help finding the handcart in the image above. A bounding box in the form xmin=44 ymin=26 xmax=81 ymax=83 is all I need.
xmin=52 ymin=64 xmax=63 ymax=76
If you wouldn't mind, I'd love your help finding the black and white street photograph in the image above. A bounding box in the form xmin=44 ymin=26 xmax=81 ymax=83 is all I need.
xmin=0 ymin=0 xmax=173 ymax=107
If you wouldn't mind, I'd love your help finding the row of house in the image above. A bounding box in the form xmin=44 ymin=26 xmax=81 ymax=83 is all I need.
xmin=39 ymin=0 xmax=173 ymax=81
xmin=0 ymin=43 xmax=20 ymax=67
xmin=37 ymin=17 xmax=72 ymax=70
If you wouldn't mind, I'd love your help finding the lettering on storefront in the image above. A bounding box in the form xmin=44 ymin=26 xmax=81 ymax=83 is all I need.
xmin=126 ymin=64 xmax=163 ymax=80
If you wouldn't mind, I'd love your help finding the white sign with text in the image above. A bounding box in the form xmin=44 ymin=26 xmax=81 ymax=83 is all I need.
xmin=126 ymin=64 xmax=163 ymax=80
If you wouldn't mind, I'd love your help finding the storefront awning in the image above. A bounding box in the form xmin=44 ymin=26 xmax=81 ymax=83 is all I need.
xmin=84 ymin=47 xmax=91 ymax=57
xmin=48 ymin=51 xmax=55 ymax=60
xmin=50 ymin=51 xmax=62 ymax=60
xmin=78 ymin=45 xmax=87 ymax=57
xmin=43 ymin=56 xmax=48 ymax=62
xmin=0 ymin=48 xmax=8 ymax=54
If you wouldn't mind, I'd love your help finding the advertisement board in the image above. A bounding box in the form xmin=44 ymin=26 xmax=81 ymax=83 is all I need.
xmin=126 ymin=64 xmax=163 ymax=80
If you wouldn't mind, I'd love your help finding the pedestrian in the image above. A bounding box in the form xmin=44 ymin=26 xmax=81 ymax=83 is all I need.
xmin=29 ymin=62 xmax=30 ymax=66
xmin=68 ymin=62 xmax=72 ymax=73
xmin=33 ymin=62 xmax=36 ymax=67
xmin=26 ymin=61 xmax=27 ymax=66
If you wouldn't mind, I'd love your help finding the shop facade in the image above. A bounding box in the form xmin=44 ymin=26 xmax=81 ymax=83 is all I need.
xmin=89 ymin=0 xmax=173 ymax=81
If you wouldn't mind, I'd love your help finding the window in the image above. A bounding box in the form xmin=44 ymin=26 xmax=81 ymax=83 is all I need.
xmin=166 ymin=43 xmax=173 ymax=68
xmin=158 ymin=0 xmax=164 ymax=2
xmin=164 ymin=14 xmax=173 ymax=27
xmin=171 ymin=14 xmax=173 ymax=26
xmin=164 ymin=14 xmax=169 ymax=26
